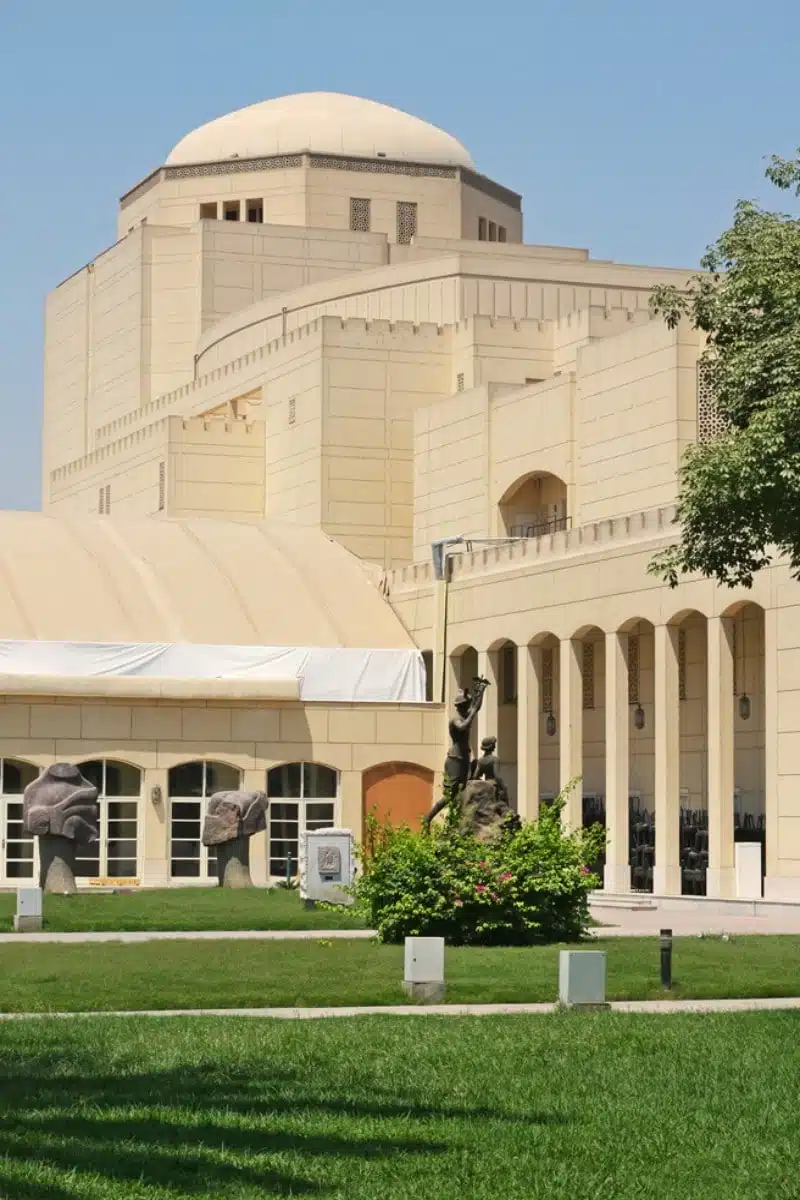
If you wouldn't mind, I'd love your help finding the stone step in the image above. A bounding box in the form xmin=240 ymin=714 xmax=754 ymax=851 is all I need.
xmin=589 ymin=893 xmax=657 ymax=911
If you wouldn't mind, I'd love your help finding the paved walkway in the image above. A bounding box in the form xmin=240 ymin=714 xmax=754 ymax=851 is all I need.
xmin=2 ymin=997 xmax=800 ymax=1020
xmin=0 ymin=928 xmax=377 ymax=944
xmin=589 ymin=906 xmax=800 ymax=938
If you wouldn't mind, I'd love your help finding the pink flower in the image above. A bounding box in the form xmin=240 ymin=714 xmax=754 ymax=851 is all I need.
xmin=475 ymin=883 xmax=488 ymax=894
xmin=454 ymin=898 xmax=463 ymax=907
xmin=581 ymin=866 xmax=591 ymax=875
xmin=491 ymin=892 xmax=499 ymax=901
xmin=499 ymin=872 xmax=513 ymax=883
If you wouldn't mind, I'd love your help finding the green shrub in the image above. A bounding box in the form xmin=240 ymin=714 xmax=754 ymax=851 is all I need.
xmin=352 ymin=790 xmax=605 ymax=945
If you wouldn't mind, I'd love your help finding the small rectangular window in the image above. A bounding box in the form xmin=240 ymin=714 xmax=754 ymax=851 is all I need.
xmin=488 ymin=221 xmax=497 ymax=242
xmin=246 ymin=200 xmax=263 ymax=223
xmin=422 ymin=650 xmax=434 ymax=703
xmin=498 ymin=225 xmax=507 ymax=243
xmin=350 ymin=197 xmax=371 ymax=232
xmin=104 ymin=484 xmax=111 ymax=514
xmin=502 ymin=645 xmax=517 ymax=704
xmin=288 ymin=396 xmax=296 ymax=426
xmin=456 ymin=372 xmax=465 ymax=392
xmin=158 ymin=461 xmax=166 ymax=511
xmin=199 ymin=202 xmax=218 ymax=220
xmin=223 ymin=201 xmax=240 ymax=222
xmin=478 ymin=217 xmax=487 ymax=241
xmin=397 ymin=201 xmax=417 ymax=245
xmin=98 ymin=487 xmax=105 ymax=515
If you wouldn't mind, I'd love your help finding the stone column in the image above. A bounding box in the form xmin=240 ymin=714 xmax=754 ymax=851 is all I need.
xmin=764 ymin=607 xmax=780 ymax=893
xmin=477 ymin=648 xmax=500 ymax=750
xmin=604 ymin=630 xmax=631 ymax=892
xmin=707 ymin=615 xmax=736 ymax=898
xmin=559 ymin=637 xmax=583 ymax=829
xmin=653 ymin=624 xmax=681 ymax=894
xmin=516 ymin=643 xmax=541 ymax=821
xmin=243 ymin=768 xmax=268 ymax=887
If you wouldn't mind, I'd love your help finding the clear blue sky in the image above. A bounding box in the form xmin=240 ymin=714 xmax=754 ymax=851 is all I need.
xmin=0 ymin=0 xmax=797 ymax=511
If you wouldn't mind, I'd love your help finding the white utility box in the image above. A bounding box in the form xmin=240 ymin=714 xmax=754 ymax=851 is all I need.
xmin=14 ymin=886 xmax=43 ymax=932
xmin=558 ymin=949 xmax=607 ymax=1008
xmin=403 ymin=936 xmax=445 ymax=1002
xmin=735 ymin=842 xmax=763 ymax=900
xmin=300 ymin=828 xmax=354 ymax=905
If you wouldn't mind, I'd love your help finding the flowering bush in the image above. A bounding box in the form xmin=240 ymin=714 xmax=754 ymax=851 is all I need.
xmin=352 ymin=791 xmax=604 ymax=945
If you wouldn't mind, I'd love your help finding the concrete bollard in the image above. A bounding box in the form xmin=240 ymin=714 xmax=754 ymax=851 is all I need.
xmin=558 ymin=949 xmax=608 ymax=1009
xmin=403 ymin=936 xmax=445 ymax=1003
xmin=14 ymin=886 xmax=43 ymax=933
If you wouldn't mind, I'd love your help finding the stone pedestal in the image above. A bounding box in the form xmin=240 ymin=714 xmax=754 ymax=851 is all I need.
xmin=403 ymin=936 xmax=445 ymax=1003
xmin=215 ymin=837 xmax=253 ymax=888
xmin=38 ymin=835 xmax=78 ymax=895
xmin=558 ymin=950 xmax=607 ymax=1009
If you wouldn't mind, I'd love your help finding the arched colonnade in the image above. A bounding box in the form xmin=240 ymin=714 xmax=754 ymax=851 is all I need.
xmin=447 ymin=602 xmax=767 ymax=898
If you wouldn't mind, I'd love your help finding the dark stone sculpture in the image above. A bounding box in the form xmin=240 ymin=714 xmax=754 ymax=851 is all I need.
xmin=202 ymin=790 xmax=268 ymax=888
xmin=458 ymin=777 xmax=519 ymax=844
xmin=23 ymin=764 xmax=100 ymax=894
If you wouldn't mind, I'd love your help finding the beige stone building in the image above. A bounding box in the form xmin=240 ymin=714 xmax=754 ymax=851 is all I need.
xmin=14 ymin=91 xmax=797 ymax=901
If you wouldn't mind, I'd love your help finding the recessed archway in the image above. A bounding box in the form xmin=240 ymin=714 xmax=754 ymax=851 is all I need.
xmin=498 ymin=471 xmax=568 ymax=538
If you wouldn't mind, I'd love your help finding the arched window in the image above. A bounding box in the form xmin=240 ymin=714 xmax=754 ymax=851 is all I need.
xmin=0 ymin=759 xmax=38 ymax=883
xmin=266 ymin=762 xmax=338 ymax=881
xmin=168 ymin=761 xmax=241 ymax=880
xmin=76 ymin=760 xmax=142 ymax=882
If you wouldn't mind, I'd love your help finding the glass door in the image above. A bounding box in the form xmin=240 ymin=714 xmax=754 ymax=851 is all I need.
xmin=0 ymin=759 xmax=38 ymax=885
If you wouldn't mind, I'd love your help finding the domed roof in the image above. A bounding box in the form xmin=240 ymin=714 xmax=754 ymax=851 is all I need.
xmin=166 ymin=91 xmax=475 ymax=170
xmin=0 ymin=512 xmax=410 ymax=648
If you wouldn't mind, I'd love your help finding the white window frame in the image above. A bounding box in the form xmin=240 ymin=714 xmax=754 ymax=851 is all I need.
xmin=169 ymin=761 xmax=242 ymax=883
xmin=75 ymin=759 xmax=142 ymax=885
xmin=266 ymin=762 xmax=339 ymax=882
xmin=0 ymin=758 xmax=38 ymax=885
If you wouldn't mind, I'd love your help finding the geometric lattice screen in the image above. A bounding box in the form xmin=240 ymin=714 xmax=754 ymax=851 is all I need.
xmin=697 ymin=360 xmax=728 ymax=443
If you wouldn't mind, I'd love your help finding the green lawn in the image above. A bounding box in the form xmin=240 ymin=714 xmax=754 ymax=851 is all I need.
xmin=0 ymin=1012 xmax=797 ymax=1199
xmin=0 ymin=887 xmax=366 ymax=932
xmin=1 ymin=935 xmax=800 ymax=1012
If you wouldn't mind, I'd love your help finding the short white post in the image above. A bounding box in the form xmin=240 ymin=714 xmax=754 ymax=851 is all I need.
xmin=403 ymin=936 xmax=445 ymax=1003
xmin=558 ymin=949 xmax=607 ymax=1009
xmin=14 ymin=887 xmax=43 ymax=933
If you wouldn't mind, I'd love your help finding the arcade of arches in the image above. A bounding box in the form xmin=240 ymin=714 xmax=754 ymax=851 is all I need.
xmin=448 ymin=603 xmax=766 ymax=898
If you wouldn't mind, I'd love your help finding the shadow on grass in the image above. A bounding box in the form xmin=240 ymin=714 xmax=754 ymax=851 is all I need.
xmin=0 ymin=1060 xmax=567 ymax=1197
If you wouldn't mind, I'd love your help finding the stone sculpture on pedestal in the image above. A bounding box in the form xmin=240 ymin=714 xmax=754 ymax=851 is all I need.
xmin=201 ymin=790 xmax=268 ymax=887
xmin=22 ymin=764 xmax=100 ymax=894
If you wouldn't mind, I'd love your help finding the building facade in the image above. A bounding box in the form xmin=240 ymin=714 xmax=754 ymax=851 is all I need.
xmin=16 ymin=90 xmax=799 ymax=899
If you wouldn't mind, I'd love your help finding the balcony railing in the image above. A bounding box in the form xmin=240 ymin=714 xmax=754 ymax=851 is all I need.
xmin=508 ymin=515 xmax=570 ymax=539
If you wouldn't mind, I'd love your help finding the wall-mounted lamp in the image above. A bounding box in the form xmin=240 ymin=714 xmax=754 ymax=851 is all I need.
xmin=150 ymin=785 xmax=163 ymax=806
xmin=738 ymin=694 xmax=751 ymax=721
xmin=633 ymin=704 xmax=646 ymax=731
xmin=545 ymin=711 xmax=557 ymax=737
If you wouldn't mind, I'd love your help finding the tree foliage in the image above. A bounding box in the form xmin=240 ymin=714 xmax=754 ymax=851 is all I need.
xmin=648 ymin=151 xmax=800 ymax=588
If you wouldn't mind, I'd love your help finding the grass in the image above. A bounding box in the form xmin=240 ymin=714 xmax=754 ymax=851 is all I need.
xmin=1 ymin=935 xmax=799 ymax=1012
xmin=0 ymin=1012 xmax=797 ymax=1198
xmin=0 ymin=887 xmax=367 ymax=932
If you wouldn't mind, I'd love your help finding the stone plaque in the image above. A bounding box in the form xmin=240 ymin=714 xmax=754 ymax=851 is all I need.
xmin=318 ymin=846 xmax=341 ymax=877
xmin=301 ymin=828 xmax=354 ymax=906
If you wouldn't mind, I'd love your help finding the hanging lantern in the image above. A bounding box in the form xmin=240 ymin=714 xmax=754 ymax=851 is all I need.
xmin=634 ymin=704 xmax=646 ymax=730
xmin=739 ymin=693 xmax=751 ymax=721
xmin=545 ymin=711 xmax=557 ymax=737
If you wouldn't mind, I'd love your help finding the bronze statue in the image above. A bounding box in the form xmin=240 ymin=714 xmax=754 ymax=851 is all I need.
xmin=470 ymin=735 xmax=510 ymax=807
xmin=423 ymin=676 xmax=489 ymax=826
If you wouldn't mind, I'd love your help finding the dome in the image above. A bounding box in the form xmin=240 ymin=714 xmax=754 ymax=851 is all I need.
xmin=166 ymin=91 xmax=475 ymax=170
xmin=0 ymin=512 xmax=411 ymax=648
